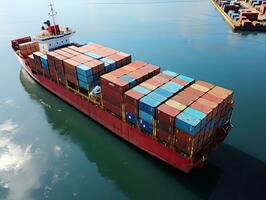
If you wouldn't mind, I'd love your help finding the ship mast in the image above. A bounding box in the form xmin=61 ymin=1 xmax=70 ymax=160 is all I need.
xmin=48 ymin=3 xmax=57 ymax=29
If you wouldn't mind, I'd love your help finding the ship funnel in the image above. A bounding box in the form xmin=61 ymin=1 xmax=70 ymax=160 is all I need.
xmin=44 ymin=20 xmax=51 ymax=27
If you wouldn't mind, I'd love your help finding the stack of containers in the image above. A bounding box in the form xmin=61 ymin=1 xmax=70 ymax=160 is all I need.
xmin=53 ymin=53 xmax=68 ymax=84
xmin=172 ymin=81 xmax=233 ymax=157
xmin=27 ymin=54 xmax=36 ymax=71
xmin=33 ymin=51 xmax=44 ymax=74
xmin=76 ymin=60 xmax=104 ymax=91
xmin=41 ymin=43 xmax=132 ymax=91
xmin=47 ymin=52 xmax=59 ymax=82
xmin=63 ymin=59 xmax=82 ymax=88
xmin=156 ymin=75 xmax=195 ymax=145
xmin=138 ymin=73 xmax=195 ymax=135
xmin=19 ymin=41 xmax=39 ymax=57
xmin=100 ymin=61 xmax=160 ymax=118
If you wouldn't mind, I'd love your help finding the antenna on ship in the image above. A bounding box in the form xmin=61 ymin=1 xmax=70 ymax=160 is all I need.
xmin=48 ymin=3 xmax=57 ymax=28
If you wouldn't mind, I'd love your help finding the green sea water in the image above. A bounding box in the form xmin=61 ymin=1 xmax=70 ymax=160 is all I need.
xmin=0 ymin=0 xmax=266 ymax=199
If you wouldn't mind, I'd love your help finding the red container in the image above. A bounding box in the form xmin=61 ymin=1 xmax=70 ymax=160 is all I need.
xmin=68 ymin=45 xmax=83 ymax=53
xmin=156 ymin=129 xmax=173 ymax=145
xmin=196 ymin=98 xmax=218 ymax=117
xmin=47 ymin=51 xmax=58 ymax=62
xmin=146 ymin=78 xmax=164 ymax=87
xmin=79 ymin=43 xmax=103 ymax=52
xmin=83 ymin=59 xmax=104 ymax=74
xmin=71 ymin=55 xmax=90 ymax=64
xmin=65 ymin=73 xmax=77 ymax=85
xmin=172 ymin=78 xmax=189 ymax=86
xmin=174 ymin=129 xmax=200 ymax=155
xmin=118 ymin=52 xmax=132 ymax=65
xmin=157 ymin=73 xmax=173 ymax=81
xmin=152 ymin=76 xmax=170 ymax=85
xmin=64 ymin=67 xmax=77 ymax=79
xmin=171 ymin=95 xmax=194 ymax=106
xmin=195 ymin=80 xmax=215 ymax=89
xmin=208 ymin=86 xmax=233 ymax=104
xmin=27 ymin=55 xmax=35 ymax=70
xmin=202 ymin=93 xmax=224 ymax=111
xmin=102 ymin=85 xmax=124 ymax=103
xmin=157 ymin=104 xmax=180 ymax=125
xmin=54 ymin=49 xmax=73 ymax=58
xmin=124 ymin=89 xmax=144 ymax=105
xmin=125 ymin=103 xmax=138 ymax=115
xmin=127 ymin=70 xmax=145 ymax=84
xmin=61 ymin=47 xmax=81 ymax=56
xmin=128 ymin=60 xmax=147 ymax=69
xmin=185 ymin=87 xmax=205 ymax=98
xmin=178 ymin=91 xmax=199 ymax=102
xmin=103 ymin=100 xmax=122 ymax=117
xmin=100 ymin=76 xmax=129 ymax=94
xmin=156 ymin=104 xmax=180 ymax=133
xmin=110 ymin=68 xmax=129 ymax=77
xmin=141 ymin=64 xmax=160 ymax=76
xmin=63 ymin=59 xmax=80 ymax=71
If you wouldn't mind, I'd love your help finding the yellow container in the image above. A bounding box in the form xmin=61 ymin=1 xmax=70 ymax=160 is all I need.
xmin=166 ymin=99 xmax=186 ymax=111
xmin=191 ymin=84 xmax=209 ymax=93
xmin=140 ymin=82 xmax=157 ymax=91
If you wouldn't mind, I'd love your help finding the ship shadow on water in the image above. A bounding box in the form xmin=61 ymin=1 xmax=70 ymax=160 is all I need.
xmin=20 ymin=69 xmax=266 ymax=200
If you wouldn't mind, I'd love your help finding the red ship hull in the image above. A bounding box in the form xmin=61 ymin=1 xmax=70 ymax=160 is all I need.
xmin=16 ymin=53 xmax=230 ymax=173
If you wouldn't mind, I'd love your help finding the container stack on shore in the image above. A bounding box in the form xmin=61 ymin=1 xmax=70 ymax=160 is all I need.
xmin=28 ymin=43 xmax=131 ymax=92
xmin=214 ymin=0 xmax=266 ymax=29
xmin=100 ymin=61 xmax=160 ymax=118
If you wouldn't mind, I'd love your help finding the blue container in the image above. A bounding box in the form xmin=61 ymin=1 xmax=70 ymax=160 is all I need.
xmin=210 ymin=118 xmax=216 ymax=128
xmin=147 ymin=92 xmax=167 ymax=103
xmin=160 ymin=82 xmax=183 ymax=94
xmin=153 ymin=88 xmax=173 ymax=98
xmin=205 ymin=121 xmax=211 ymax=133
xmin=78 ymin=73 xmax=93 ymax=83
xmin=89 ymin=82 xmax=96 ymax=91
xmin=103 ymin=62 xmax=111 ymax=72
xmin=79 ymin=80 xmax=88 ymax=90
xmin=175 ymin=112 xmax=201 ymax=135
xmin=139 ymin=119 xmax=153 ymax=134
xmin=41 ymin=55 xmax=48 ymax=63
xmin=184 ymin=107 xmax=207 ymax=128
xmin=120 ymin=75 xmax=136 ymax=87
xmin=41 ymin=62 xmax=49 ymax=70
xmin=218 ymin=117 xmax=224 ymax=127
xmin=133 ymin=86 xmax=150 ymax=95
xmin=162 ymin=70 xmax=179 ymax=77
xmin=100 ymin=58 xmax=116 ymax=69
xmin=93 ymin=73 xmax=100 ymax=81
xmin=139 ymin=110 xmax=154 ymax=124
xmin=85 ymin=52 xmax=102 ymax=60
xmin=177 ymin=75 xmax=195 ymax=83
xmin=139 ymin=96 xmax=161 ymax=115
xmin=126 ymin=112 xmax=138 ymax=125
xmin=77 ymin=64 xmax=92 ymax=76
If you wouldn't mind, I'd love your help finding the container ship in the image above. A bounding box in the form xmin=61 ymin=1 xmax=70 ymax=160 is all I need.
xmin=11 ymin=4 xmax=233 ymax=173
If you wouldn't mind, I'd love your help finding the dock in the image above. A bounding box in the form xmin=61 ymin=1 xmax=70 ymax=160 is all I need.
xmin=211 ymin=0 xmax=266 ymax=32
